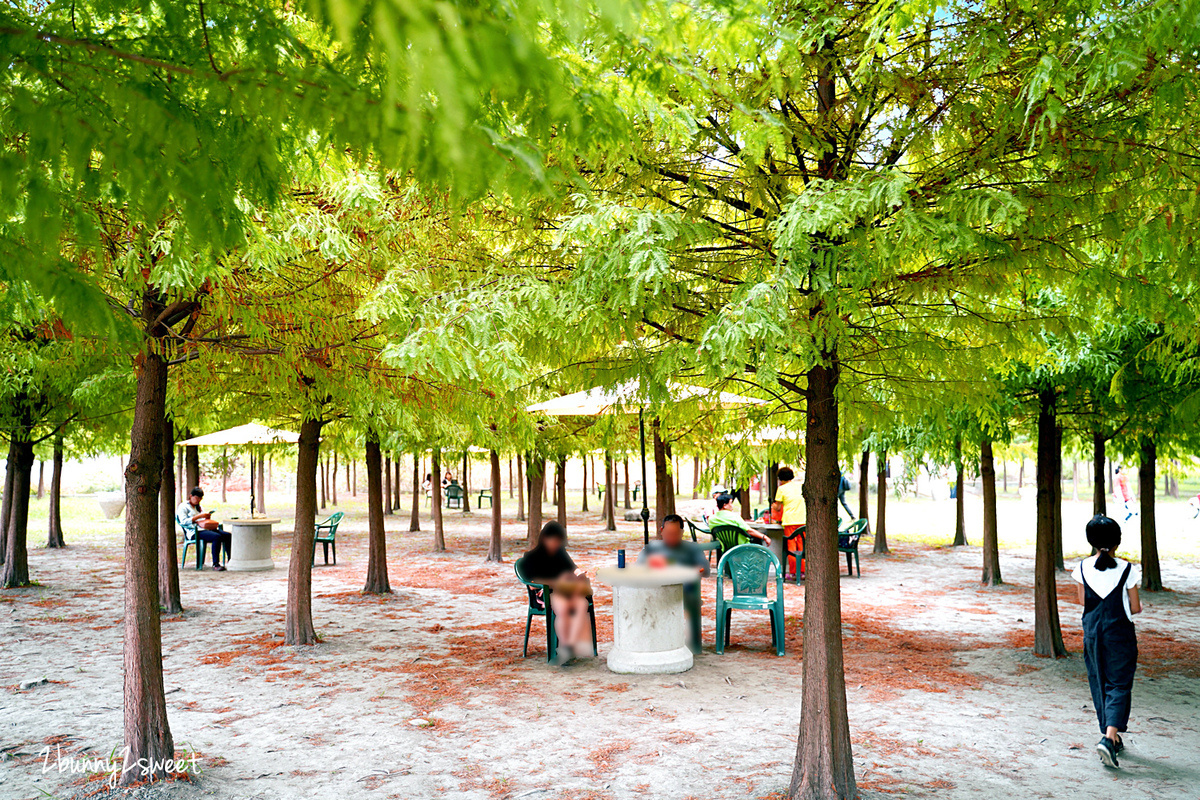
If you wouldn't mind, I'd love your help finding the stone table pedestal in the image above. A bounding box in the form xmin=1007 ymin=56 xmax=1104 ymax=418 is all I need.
xmin=225 ymin=518 xmax=280 ymax=571
xmin=595 ymin=565 xmax=700 ymax=674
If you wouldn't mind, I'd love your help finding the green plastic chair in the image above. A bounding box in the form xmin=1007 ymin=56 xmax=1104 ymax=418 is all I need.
xmin=514 ymin=555 xmax=597 ymax=663
xmin=710 ymin=523 xmax=750 ymax=563
xmin=783 ymin=524 xmax=806 ymax=583
xmin=179 ymin=522 xmax=226 ymax=570
xmin=477 ymin=488 xmax=493 ymax=508
xmin=715 ymin=544 xmax=785 ymax=656
xmin=838 ymin=518 xmax=869 ymax=576
xmin=445 ymin=483 xmax=464 ymax=509
xmin=685 ymin=518 xmax=720 ymax=565
xmin=313 ymin=511 xmax=345 ymax=565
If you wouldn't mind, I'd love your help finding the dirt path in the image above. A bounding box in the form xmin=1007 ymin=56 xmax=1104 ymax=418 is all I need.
xmin=2 ymin=502 xmax=1198 ymax=799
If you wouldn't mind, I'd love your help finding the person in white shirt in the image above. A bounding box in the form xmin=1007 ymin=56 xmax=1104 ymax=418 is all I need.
xmin=1070 ymin=515 xmax=1142 ymax=769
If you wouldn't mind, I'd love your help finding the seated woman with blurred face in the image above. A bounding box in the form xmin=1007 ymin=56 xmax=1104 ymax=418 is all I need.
xmin=523 ymin=521 xmax=593 ymax=664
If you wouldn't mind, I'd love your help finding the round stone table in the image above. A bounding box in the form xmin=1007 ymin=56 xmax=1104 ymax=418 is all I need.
xmin=595 ymin=565 xmax=701 ymax=674
xmin=225 ymin=518 xmax=280 ymax=571
xmin=749 ymin=522 xmax=787 ymax=566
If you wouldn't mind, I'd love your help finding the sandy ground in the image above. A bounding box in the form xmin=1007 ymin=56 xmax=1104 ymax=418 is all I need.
xmin=2 ymin=493 xmax=1199 ymax=800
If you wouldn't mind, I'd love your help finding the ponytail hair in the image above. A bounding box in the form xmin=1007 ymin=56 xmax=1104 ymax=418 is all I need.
xmin=1085 ymin=515 xmax=1122 ymax=571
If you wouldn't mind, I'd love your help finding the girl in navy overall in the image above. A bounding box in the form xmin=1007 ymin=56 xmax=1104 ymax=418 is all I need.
xmin=1072 ymin=515 xmax=1142 ymax=768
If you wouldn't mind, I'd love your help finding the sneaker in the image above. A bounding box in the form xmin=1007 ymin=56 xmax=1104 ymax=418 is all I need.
xmin=1096 ymin=737 xmax=1119 ymax=768
xmin=213 ymin=565 xmax=226 ymax=572
xmin=1114 ymin=735 xmax=1124 ymax=754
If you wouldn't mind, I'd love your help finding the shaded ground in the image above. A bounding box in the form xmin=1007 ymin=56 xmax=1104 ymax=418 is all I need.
xmin=2 ymin=492 xmax=1199 ymax=799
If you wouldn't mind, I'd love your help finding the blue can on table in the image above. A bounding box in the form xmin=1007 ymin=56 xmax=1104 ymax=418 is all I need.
xmin=617 ymin=549 xmax=626 ymax=568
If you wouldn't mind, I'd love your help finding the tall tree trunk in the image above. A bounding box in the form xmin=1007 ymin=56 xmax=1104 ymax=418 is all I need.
xmin=331 ymin=452 xmax=338 ymax=507
xmin=790 ymin=352 xmax=855 ymax=800
xmin=409 ymin=452 xmax=421 ymax=532
xmin=1139 ymin=437 xmax=1163 ymax=591
xmin=1072 ymin=459 xmax=1079 ymax=501
xmin=980 ymin=438 xmax=1002 ymax=586
xmin=257 ymin=454 xmax=266 ymax=516
xmin=347 ymin=458 xmax=352 ymax=494
xmin=1092 ymin=431 xmax=1107 ymax=517
xmin=556 ymin=457 xmax=567 ymax=529
xmin=362 ymin=435 xmax=391 ymax=594
xmin=1018 ymin=459 xmax=1024 ymax=489
xmin=857 ymin=448 xmax=869 ymax=526
xmin=176 ymin=446 xmax=183 ymax=501
xmin=221 ymin=447 xmax=228 ymax=503
xmin=185 ymin=440 xmax=199 ymax=496
xmin=383 ymin=455 xmax=392 ymax=515
xmin=581 ymin=456 xmax=589 ymax=512
xmin=873 ymin=451 xmax=888 ymax=554
xmin=486 ymin=450 xmax=502 ymax=562
xmin=693 ymin=455 xmax=700 ymax=500
xmin=462 ymin=453 xmax=471 ymax=513
xmin=1053 ymin=424 xmax=1064 ymax=571
xmin=1003 ymin=460 xmax=1007 ymax=493
xmin=952 ymin=438 xmax=967 ymax=546
xmin=158 ymin=418 xmax=182 ymax=613
xmin=1034 ymin=389 xmax=1068 ymax=657
xmin=431 ymin=449 xmax=446 ymax=551
xmin=623 ymin=459 xmax=631 ymax=509
xmin=36 ymin=459 xmax=45 ymax=499
xmin=285 ymin=417 xmax=323 ymax=645
xmin=738 ymin=486 xmax=751 ymax=520
xmin=516 ymin=454 xmax=526 ymax=523
xmin=352 ymin=458 xmax=357 ymax=497
xmin=653 ymin=420 xmax=675 ymax=523
xmin=543 ymin=461 xmax=549 ymax=503
xmin=319 ymin=457 xmax=327 ymax=511
xmin=47 ymin=433 xmax=65 ymax=548
xmin=394 ymin=455 xmax=401 ymax=510
xmin=508 ymin=458 xmax=514 ymax=499
xmin=1 ymin=438 xmax=16 ymax=566
xmin=120 ymin=345 xmax=173 ymax=783
xmin=604 ymin=453 xmax=617 ymax=532
xmin=1 ymin=433 xmax=35 ymax=587
xmin=527 ymin=455 xmax=545 ymax=547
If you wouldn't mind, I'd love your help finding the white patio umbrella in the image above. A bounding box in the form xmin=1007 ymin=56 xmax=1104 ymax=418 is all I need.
xmin=526 ymin=381 xmax=766 ymax=544
xmin=178 ymin=423 xmax=300 ymax=515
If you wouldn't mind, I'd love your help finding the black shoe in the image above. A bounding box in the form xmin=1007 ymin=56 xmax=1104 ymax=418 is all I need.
xmin=212 ymin=565 xmax=226 ymax=572
xmin=1096 ymin=737 xmax=1119 ymax=768
xmin=1114 ymin=735 xmax=1124 ymax=754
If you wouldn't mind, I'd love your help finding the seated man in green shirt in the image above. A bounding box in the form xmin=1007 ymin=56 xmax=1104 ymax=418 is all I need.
xmin=710 ymin=494 xmax=772 ymax=546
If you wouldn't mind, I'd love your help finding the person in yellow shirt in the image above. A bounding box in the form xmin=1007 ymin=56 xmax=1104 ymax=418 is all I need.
xmin=772 ymin=466 xmax=805 ymax=577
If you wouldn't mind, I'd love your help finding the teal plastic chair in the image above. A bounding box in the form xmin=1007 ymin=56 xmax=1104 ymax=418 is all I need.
xmin=514 ymin=555 xmax=597 ymax=663
xmin=710 ymin=523 xmax=750 ymax=563
xmin=783 ymin=524 xmax=806 ymax=583
xmin=838 ymin=518 xmax=869 ymax=576
xmin=313 ymin=511 xmax=345 ymax=565
xmin=445 ymin=483 xmax=464 ymax=509
xmin=715 ymin=544 xmax=785 ymax=656
xmin=477 ymin=488 xmax=493 ymax=508
xmin=179 ymin=523 xmax=225 ymax=570
xmin=685 ymin=518 xmax=721 ymax=565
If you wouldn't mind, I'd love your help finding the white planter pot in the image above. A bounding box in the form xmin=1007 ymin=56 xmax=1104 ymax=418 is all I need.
xmin=97 ymin=493 xmax=125 ymax=520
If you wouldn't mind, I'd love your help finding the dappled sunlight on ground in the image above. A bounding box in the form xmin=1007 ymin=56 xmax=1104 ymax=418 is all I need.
xmin=2 ymin=492 xmax=1199 ymax=798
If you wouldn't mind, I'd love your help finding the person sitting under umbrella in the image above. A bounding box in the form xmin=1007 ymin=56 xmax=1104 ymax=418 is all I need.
xmin=176 ymin=487 xmax=231 ymax=571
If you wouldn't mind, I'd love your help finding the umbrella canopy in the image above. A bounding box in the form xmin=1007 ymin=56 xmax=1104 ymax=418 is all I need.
xmin=525 ymin=380 xmax=765 ymax=416
xmin=723 ymin=426 xmax=800 ymax=444
xmin=177 ymin=423 xmax=300 ymax=447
